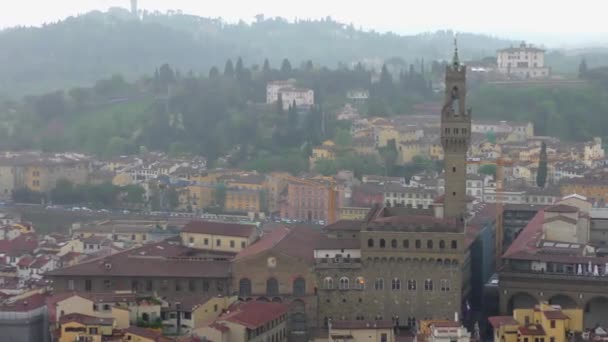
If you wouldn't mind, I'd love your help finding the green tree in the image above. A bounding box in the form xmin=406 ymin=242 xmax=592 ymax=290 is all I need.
xmin=50 ymin=179 xmax=77 ymax=204
xmin=579 ymin=58 xmax=588 ymax=79
xmin=537 ymin=142 xmax=548 ymax=188
xmin=214 ymin=183 xmax=227 ymax=211
xmin=478 ymin=164 xmax=497 ymax=177
xmin=280 ymin=58 xmax=292 ymax=74
xmin=224 ymin=59 xmax=235 ymax=78
xmin=334 ymin=128 xmax=352 ymax=146
xmin=263 ymin=59 xmax=271 ymax=74
xmin=314 ymin=159 xmax=338 ymax=176
xmin=209 ymin=66 xmax=220 ymax=78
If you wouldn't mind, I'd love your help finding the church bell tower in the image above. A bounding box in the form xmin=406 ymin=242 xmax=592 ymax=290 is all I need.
xmin=441 ymin=39 xmax=471 ymax=221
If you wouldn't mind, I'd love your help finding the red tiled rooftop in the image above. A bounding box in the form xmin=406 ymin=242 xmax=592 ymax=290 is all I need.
xmin=182 ymin=220 xmax=256 ymax=237
xmin=235 ymin=226 xmax=322 ymax=262
xmin=17 ymin=256 xmax=34 ymax=267
xmin=222 ymin=301 xmax=289 ymax=329
xmin=518 ymin=325 xmax=546 ymax=336
xmin=503 ymin=210 xmax=545 ymax=258
xmin=0 ymin=233 xmax=38 ymax=255
xmin=0 ymin=293 xmax=46 ymax=312
xmin=332 ymin=320 xmax=394 ymax=330
xmin=30 ymin=256 xmax=52 ymax=269
xmin=47 ymin=242 xmax=231 ymax=278
xmin=59 ymin=313 xmax=114 ymax=326
xmin=488 ymin=316 xmax=518 ymax=329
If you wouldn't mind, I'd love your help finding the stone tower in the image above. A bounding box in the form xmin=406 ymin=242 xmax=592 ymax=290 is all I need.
xmin=441 ymin=39 xmax=471 ymax=221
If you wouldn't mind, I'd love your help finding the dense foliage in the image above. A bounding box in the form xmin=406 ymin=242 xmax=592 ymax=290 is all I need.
xmin=0 ymin=8 xmax=517 ymax=97
xmin=469 ymin=83 xmax=608 ymax=141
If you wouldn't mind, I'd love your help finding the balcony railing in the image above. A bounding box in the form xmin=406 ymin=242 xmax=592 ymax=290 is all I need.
xmin=500 ymin=265 xmax=608 ymax=283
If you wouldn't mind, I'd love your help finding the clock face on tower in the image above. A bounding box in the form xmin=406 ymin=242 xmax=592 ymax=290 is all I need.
xmin=267 ymin=256 xmax=277 ymax=268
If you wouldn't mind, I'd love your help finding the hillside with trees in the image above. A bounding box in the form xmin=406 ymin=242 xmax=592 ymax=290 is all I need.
xmin=0 ymin=8 xmax=516 ymax=97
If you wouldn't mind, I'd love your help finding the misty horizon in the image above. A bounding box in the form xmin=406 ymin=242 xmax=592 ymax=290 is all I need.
xmin=1 ymin=0 xmax=607 ymax=49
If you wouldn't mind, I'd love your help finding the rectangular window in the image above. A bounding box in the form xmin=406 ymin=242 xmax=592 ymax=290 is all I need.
xmin=175 ymin=280 xmax=182 ymax=292
xmin=184 ymin=312 xmax=192 ymax=320
xmin=146 ymin=280 xmax=153 ymax=291
xmin=89 ymin=327 xmax=98 ymax=335
xmin=85 ymin=279 xmax=92 ymax=292
xmin=103 ymin=279 xmax=112 ymax=289
xmin=204 ymin=238 xmax=209 ymax=245
xmin=241 ymin=241 xmax=246 ymax=248
xmin=189 ymin=279 xmax=196 ymax=292
xmin=68 ymin=279 xmax=75 ymax=290
xmin=216 ymin=239 xmax=221 ymax=247
xmin=230 ymin=240 xmax=235 ymax=248
xmin=550 ymin=320 xmax=556 ymax=328
xmin=202 ymin=280 xmax=209 ymax=292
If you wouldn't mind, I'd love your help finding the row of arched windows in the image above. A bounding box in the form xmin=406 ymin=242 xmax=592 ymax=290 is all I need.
xmin=323 ymin=277 xmax=365 ymax=290
xmin=367 ymin=238 xmax=458 ymax=250
xmin=323 ymin=277 xmax=450 ymax=292
xmin=239 ymin=277 xmax=306 ymax=297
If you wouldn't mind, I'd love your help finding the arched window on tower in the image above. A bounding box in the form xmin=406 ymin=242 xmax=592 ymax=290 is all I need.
xmin=380 ymin=239 xmax=386 ymax=248
xmin=368 ymin=239 xmax=374 ymax=248
xmin=451 ymin=86 xmax=460 ymax=115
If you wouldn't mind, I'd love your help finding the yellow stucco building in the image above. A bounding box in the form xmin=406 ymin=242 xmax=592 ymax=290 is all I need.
xmin=58 ymin=313 xmax=115 ymax=342
xmin=180 ymin=220 xmax=258 ymax=252
xmin=489 ymin=302 xmax=583 ymax=342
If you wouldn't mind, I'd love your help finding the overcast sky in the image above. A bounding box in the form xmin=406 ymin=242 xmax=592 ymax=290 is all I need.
xmin=2 ymin=0 xmax=607 ymax=47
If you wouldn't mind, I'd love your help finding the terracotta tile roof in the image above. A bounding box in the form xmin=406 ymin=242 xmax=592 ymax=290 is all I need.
xmin=324 ymin=220 xmax=363 ymax=231
xmin=518 ymin=324 xmax=546 ymax=336
xmin=0 ymin=293 xmax=46 ymax=312
xmin=545 ymin=204 xmax=578 ymax=213
xmin=17 ymin=256 xmax=34 ymax=267
xmin=503 ymin=210 xmax=545 ymax=258
xmin=234 ymin=227 xmax=290 ymax=260
xmin=488 ymin=316 xmax=518 ymax=329
xmin=543 ymin=215 xmax=578 ymax=225
xmin=125 ymin=326 xmax=164 ymax=341
xmin=46 ymin=241 xmax=231 ymax=278
xmin=59 ymin=313 xmax=114 ymax=326
xmin=30 ymin=256 xmax=52 ymax=269
xmin=332 ymin=320 xmax=394 ymax=330
xmin=222 ymin=301 xmax=289 ymax=329
xmin=182 ymin=221 xmax=256 ymax=237
xmin=0 ymin=233 xmax=38 ymax=256
xmin=543 ymin=311 xmax=569 ymax=320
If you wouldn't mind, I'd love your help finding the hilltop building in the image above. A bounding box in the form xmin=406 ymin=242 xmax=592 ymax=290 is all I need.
xmin=497 ymin=42 xmax=550 ymax=79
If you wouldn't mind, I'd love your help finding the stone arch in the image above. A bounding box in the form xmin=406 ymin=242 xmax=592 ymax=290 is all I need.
xmin=373 ymin=257 xmax=380 ymax=263
xmin=256 ymin=296 xmax=270 ymax=302
xmin=508 ymin=292 xmax=538 ymax=313
xmin=381 ymin=257 xmax=388 ymax=262
xmin=397 ymin=257 xmax=403 ymax=263
xmin=548 ymin=294 xmax=578 ymax=309
xmin=388 ymin=257 xmax=395 ymax=263
xmin=584 ymin=296 xmax=608 ymax=329
xmin=272 ymin=297 xmax=283 ymax=303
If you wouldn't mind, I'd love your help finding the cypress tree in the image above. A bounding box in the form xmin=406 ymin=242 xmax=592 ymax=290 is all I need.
xmin=224 ymin=59 xmax=234 ymax=78
xmin=536 ymin=142 xmax=548 ymax=188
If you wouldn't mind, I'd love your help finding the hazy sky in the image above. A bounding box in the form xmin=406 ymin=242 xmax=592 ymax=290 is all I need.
xmin=2 ymin=0 xmax=608 ymax=47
